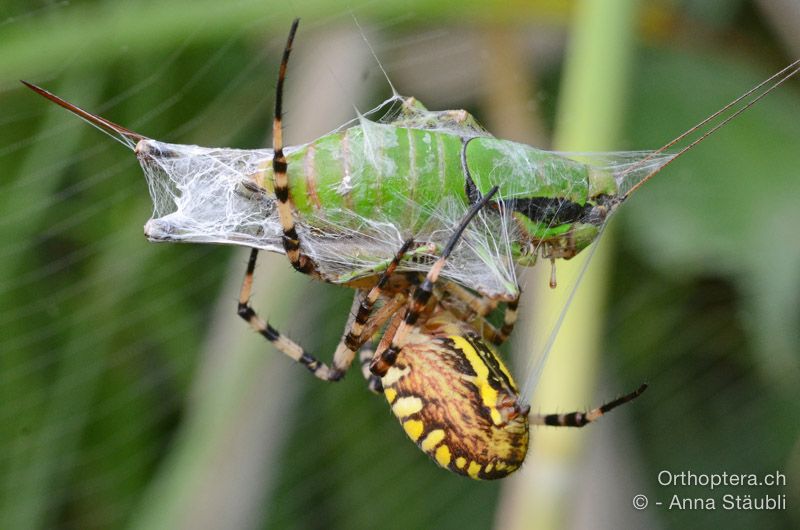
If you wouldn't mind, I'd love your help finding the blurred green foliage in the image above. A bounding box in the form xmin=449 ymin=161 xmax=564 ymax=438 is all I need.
xmin=613 ymin=46 xmax=800 ymax=530
xmin=0 ymin=0 xmax=798 ymax=529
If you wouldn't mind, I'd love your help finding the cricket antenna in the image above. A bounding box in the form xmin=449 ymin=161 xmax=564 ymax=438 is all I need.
xmin=351 ymin=13 xmax=399 ymax=99
xmin=21 ymin=80 xmax=146 ymax=150
xmin=622 ymin=58 xmax=800 ymax=199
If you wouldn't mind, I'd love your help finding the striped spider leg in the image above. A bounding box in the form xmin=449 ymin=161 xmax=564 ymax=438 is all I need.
xmin=266 ymin=19 xmax=454 ymax=290
xmin=269 ymin=19 xmax=320 ymax=278
xmin=236 ymin=239 xmax=413 ymax=382
xmin=238 ymin=19 xmax=419 ymax=381
xmin=440 ymin=282 xmax=520 ymax=346
xmin=368 ymin=185 xmax=501 ymax=377
xmin=245 ymin=17 xmax=354 ymax=283
xmin=234 ymin=181 xmax=500 ymax=385
xmin=530 ymin=384 xmax=647 ymax=428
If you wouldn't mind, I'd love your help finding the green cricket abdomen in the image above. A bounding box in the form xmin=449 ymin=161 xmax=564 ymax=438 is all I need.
xmin=261 ymin=120 xmax=619 ymax=267
xmin=278 ymin=122 xmax=469 ymax=232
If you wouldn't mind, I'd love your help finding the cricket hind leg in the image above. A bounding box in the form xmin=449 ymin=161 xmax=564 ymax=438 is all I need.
xmin=530 ymin=384 xmax=648 ymax=427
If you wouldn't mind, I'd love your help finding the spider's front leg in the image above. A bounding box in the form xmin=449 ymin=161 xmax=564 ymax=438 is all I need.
xmin=327 ymin=240 xmax=413 ymax=379
xmin=370 ymin=186 xmax=500 ymax=376
xmin=270 ymin=19 xmax=320 ymax=277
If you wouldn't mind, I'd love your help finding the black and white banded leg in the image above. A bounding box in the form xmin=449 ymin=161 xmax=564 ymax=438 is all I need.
xmin=237 ymin=249 xmax=338 ymax=380
xmin=271 ymin=19 xmax=319 ymax=276
xmin=326 ymin=239 xmax=414 ymax=379
xmin=530 ymin=384 xmax=648 ymax=427
xmin=237 ymin=240 xmax=412 ymax=381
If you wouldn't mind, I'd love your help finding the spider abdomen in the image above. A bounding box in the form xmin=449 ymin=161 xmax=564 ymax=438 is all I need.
xmin=382 ymin=322 xmax=529 ymax=480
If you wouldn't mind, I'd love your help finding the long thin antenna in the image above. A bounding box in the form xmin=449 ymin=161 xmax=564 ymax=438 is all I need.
xmin=623 ymin=58 xmax=800 ymax=198
xmin=351 ymin=13 xmax=399 ymax=98
xmin=21 ymin=81 xmax=146 ymax=150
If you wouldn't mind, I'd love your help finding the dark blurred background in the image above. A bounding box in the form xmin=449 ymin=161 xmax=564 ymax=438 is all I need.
xmin=1 ymin=1 xmax=798 ymax=529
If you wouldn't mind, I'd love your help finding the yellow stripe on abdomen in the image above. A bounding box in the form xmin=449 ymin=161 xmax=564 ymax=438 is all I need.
xmin=449 ymin=335 xmax=502 ymax=425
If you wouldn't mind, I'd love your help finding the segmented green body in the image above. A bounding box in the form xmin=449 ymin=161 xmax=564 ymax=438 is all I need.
xmin=27 ymin=80 xmax=667 ymax=299
xmin=261 ymin=118 xmax=618 ymax=259
xmin=127 ymin=97 xmax=672 ymax=299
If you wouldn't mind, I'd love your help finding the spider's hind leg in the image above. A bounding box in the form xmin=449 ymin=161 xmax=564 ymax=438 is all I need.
xmin=530 ymin=384 xmax=648 ymax=427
